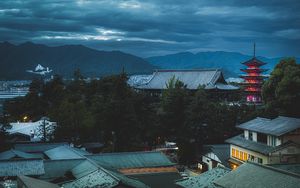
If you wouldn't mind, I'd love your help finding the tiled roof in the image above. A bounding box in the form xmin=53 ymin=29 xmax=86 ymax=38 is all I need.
xmin=85 ymin=151 xmax=175 ymax=169
xmin=130 ymin=172 xmax=182 ymax=188
xmin=237 ymin=116 xmax=300 ymax=136
xmin=66 ymin=159 xmax=149 ymax=188
xmin=40 ymin=158 xmax=85 ymax=180
xmin=214 ymin=162 xmax=300 ymax=188
xmin=175 ymin=167 xmax=231 ymax=188
xmin=44 ymin=146 xmax=85 ymax=160
xmin=136 ymin=69 xmax=232 ymax=90
xmin=63 ymin=169 xmax=119 ymax=188
xmin=0 ymin=149 xmax=41 ymax=160
xmin=226 ymin=134 xmax=275 ymax=155
xmin=17 ymin=175 xmax=60 ymax=188
xmin=268 ymin=163 xmax=300 ymax=175
xmin=14 ymin=142 xmax=68 ymax=153
xmin=0 ymin=159 xmax=45 ymax=177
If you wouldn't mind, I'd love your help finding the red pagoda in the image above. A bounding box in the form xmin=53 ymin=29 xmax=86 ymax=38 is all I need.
xmin=240 ymin=44 xmax=268 ymax=103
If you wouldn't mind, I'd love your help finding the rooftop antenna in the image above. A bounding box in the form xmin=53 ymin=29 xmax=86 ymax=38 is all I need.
xmin=253 ymin=42 xmax=256 ymax=57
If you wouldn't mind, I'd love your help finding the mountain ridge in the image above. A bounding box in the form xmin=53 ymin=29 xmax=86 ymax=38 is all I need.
xmin=0 ymin=42 xmax=155 ymax=80
xmin=146 ymin=51 xmax=299 ymax=77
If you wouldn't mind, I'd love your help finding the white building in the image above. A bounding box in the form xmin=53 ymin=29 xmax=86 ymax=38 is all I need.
xmin=6 ymin=118 xmax=56 ymax=142
xmin=226 ymin=116 xmax=300 ymax=169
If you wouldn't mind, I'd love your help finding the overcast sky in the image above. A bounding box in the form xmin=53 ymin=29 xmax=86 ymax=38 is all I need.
xmin=0 ymin=0 xmax=299 ymax=57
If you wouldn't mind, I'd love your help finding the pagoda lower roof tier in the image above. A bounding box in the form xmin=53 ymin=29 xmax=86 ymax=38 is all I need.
xmin=243 ymin=89 xmax=262 ymax=92
xmin=240 ymin=82 xmax=263 ymax=86
xmin=239 ymin=75 xmax=268 ymax=79
xmin=240 ymin=68 xmax=268 ymax=73
xmin=242 ymin=57 xmax=267 ymax=66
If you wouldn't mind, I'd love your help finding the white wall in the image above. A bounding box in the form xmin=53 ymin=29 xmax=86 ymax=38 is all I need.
xmin=244 ymin=130 xmax=249 ymax=140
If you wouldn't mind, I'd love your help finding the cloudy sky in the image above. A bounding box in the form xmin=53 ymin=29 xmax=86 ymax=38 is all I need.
xmin=0 ymin=0 xmax=299 ymax=57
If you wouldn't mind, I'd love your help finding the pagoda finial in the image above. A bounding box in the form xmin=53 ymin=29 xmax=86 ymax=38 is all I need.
xmin=253 ymin=42 xmax=256 ymax=57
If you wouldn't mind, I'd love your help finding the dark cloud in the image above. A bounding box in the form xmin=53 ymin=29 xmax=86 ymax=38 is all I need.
xmin=0 ymin=0 xmax=299 ymax=57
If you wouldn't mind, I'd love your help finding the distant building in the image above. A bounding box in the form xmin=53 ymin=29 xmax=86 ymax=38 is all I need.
xmin=239 ymin=44 xmax=268 ymax=103
xmin=5 ymin=118 xmax=56 ymax=142
xmin=131 ymin=69 xmax=239 ymax=99
xmin=226 ymin=116 xmax=300 ymax=169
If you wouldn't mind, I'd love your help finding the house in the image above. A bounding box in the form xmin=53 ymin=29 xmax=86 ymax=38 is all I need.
xmin=85 ymin=151 xmax=181 ymax=188
xmin=132 ymin=69 xmax=239 ymax=99
xmin=214 ymin=162 xmax=300 ymax=188
xmin=0 ymin=143 xmax=180 ymax=188
xmin=226 ymin=116 xmax=300 ymax=169
xmin=201 ymin=144 xmax=230 ymax=171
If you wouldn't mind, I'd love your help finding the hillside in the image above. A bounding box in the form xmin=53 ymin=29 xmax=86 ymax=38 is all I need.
xmin=0 ymin=42 xmax=155 ymax=80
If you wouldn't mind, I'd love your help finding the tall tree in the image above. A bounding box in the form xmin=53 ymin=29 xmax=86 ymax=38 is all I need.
xmin=262 ymin=58 xmax=300 ymax=117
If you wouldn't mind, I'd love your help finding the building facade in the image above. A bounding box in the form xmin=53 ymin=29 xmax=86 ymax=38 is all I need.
xmin=226 ymin=116 xmax=300 ymax=169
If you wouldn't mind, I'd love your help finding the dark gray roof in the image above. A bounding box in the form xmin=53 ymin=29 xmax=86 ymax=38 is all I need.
xmin=40 ymin=158 xmax=85 ymax=180
xmin=214 ymin=162 xmax=300 ymax=188
xmin=130 ymin=172 xmax=182 ymax=188
xmin=0 ymin=159 xmax=45 ymax=177
xmin=17 ymin=175 xmax=60 ymax=188
xmin=14 ymin=142 xmax=68 ymax=153
xmin=0 ymin=149 xmax=41 ymax=160
xmin=237 ymin=116 xmax=300 ymax=136
xmin=71 ymin=159 xmax=99 ymax=179
xmin=175 ymin=167 xmax=231 ymax=188
xmin=226 ymin=134 xmax=275 ymax=155
xmin=136 ymin=69 xmax=237 ymax=90
xmin=65 ymin=159 xmax=149 ymax=188
xmin=203 ymin=145 xmax=230 ymax=168
xmin=268 ymin=163 xmax=300 ymax=175
xmin=44 ymin=146 xmax=85 ymax=160
xmin=106 ymin=169 xmax=150 ymax=188
xmin=63 ymin=169 xmax=119 ymax=188
xmin=85 ymin=151 xmax=174 ymax=169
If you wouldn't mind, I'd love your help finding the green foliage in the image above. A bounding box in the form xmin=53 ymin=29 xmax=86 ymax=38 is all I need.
xmin=262 ymin=58 xmax=300 ymax=117
xmin=3 ymin=71 xmax=261 ymax=162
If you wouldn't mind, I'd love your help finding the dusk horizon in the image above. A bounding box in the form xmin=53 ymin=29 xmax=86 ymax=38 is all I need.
xmin=1 ymin=0 xmax=300 ymax=57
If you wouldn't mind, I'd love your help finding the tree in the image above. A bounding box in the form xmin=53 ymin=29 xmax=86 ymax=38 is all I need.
xmin=262 ymin=58 xmax=300 ymax=117
xmin=159 ymin=76 xmax=188 ymax=141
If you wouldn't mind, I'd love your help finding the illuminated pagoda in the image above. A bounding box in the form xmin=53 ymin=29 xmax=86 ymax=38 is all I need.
xmin=240 ymin=44 xmax=268 ymax=103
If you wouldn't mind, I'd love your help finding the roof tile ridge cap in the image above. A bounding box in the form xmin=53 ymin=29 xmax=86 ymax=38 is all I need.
xmin=247 ymin=161 xmax=300 ymax=178
xmin=144 ymin=71 xmax=157 ymax=85
xmin=209 ymin=69 xmax=221 ymax=86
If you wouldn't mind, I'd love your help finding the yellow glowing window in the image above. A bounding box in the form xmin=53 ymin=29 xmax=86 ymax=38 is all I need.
xmin=244 ymin=153 xmax=248 ymax=161
xmin=232 ymin=148 xmax=235 ymax=157
xmin=239 ymin=151 xmax=243 ymax=160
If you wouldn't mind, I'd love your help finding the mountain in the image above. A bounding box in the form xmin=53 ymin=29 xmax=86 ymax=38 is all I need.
xmin=0 ymin=42 xmax=155 ymax=80
xmin=146 ymin=51 xmax=300 ymax=77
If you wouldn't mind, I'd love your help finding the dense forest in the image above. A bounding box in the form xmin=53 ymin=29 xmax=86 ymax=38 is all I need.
xmin=1 ymin=58 xmax=299 ymax=163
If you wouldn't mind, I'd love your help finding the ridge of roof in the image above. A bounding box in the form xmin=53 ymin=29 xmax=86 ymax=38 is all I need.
xmin=154 ymin=68 xmax=221 ymax=72
xmin=246 ymin=161 xmax=300 ymax=178
xmin=84 ymin=150 xmax=163 ymax=156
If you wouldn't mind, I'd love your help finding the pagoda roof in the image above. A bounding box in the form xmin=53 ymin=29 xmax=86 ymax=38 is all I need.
xmin=242 ymin=57 xmax=267 ymax=66
xmin=241 ymin=68 xmax=268 ymax=73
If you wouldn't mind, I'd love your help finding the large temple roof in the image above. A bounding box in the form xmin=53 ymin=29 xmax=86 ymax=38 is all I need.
xmin=135 ymin=69 xmax=239 ymax=90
